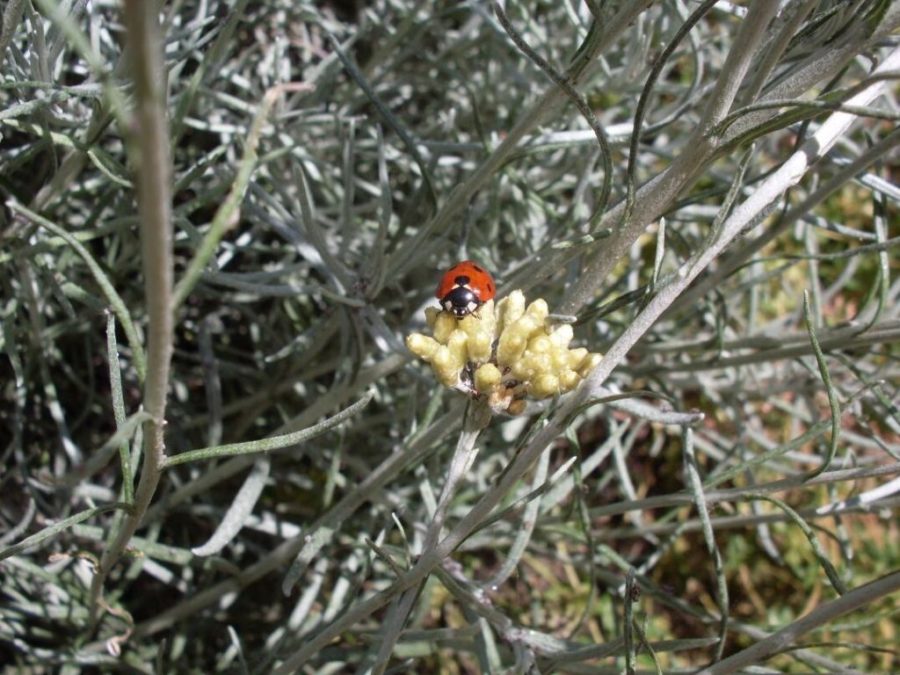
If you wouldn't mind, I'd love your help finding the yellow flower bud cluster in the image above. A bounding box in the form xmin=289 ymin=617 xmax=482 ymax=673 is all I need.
xmin=406 ymin=290 xmax=602 ymax=415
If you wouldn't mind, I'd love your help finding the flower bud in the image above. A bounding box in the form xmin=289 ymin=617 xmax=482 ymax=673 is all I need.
xmin=531 ymin=373 xmax=559 ymax=398
xmin=474 ymin=363 xmax=501 ymax=391
xmin=497 ymin=331 xmax=527 ymax=368
xmin=525 ymin=298 xmax=549 ymax=321
xmin=578 ymin=353 xmax=602 ymax=377
xmin=497 ymin=289 xmax=525 ymax=330
xmin=567 ymin=347 xmax=589 ymax=370
xmin=549 ymin=324 xmax=573 ymax=347
xmin=432 ymin=345 xmax=460 ymax=387
xmin=407 ymin=286 xmax=602 ymax=416
xmin=528 ymin=335 xmax=552 ymax=354
xmin=559 ymin=369 xmax=581 ymax=391
xmin=432 ymin=312 xmax=458 ymax=343
xmin=406 ymin=333 xmax=440 ymax=361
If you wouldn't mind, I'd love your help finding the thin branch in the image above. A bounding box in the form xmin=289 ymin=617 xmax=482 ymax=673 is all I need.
xmin=172 ymin=82 xmax=314 ymax=310
xmin=560 ymin=0 xmax=789 ymax=315
xmin=493 ymin=1 xmax=612 ymax=224
xmin=698 ymin=571 xmax=900 ymax=675
xmin=162 ymin=392 xmax=374 ymax=467
xmin=88 ymin=0 xmax=174 ymax=620
xmin=386 ymin=0 xmax=655 ymax=277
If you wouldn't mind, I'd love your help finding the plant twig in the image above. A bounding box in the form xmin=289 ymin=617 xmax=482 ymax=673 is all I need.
xmin=88 ymin=0 xmax=174 ymax=621
xmin=370 ymin=401 xmax=491 ymax=673
xmin=560 ymin=0 xmax=782 ymax=315
xmin=162 ymin=391 xmax=374 ymax=467
xmin=172 ymin=82 xmax=313 ymax=309
xmin=698 ymin=571 xmax=900 ymax=675
xmin=493 ymin=1 xmax=612 ymax=224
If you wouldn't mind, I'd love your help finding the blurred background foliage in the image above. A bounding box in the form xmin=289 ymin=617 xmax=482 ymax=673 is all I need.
xmin=1 ymin=0 xmax=898 ymax=672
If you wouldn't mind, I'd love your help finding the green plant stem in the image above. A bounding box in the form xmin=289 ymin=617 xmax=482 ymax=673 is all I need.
xmin=172 ymin=82 xmax=313 ymax=310
xmin=106 ymin=313 xmax=134 ymax=504
xmin=8 ymin=203 xmax=146 ymax=381
xmin=683 ymin=426 xmax=728 ymax=662
xmin=88 ymin=0 xmax=173 ymax=621
xmin=803 ymin=291 xmax=842 ymax=480
xmin=135 ymin=406 xmax=463 ymax=638
xmin=668 ymin=126 xmax=900 ymax=314
xmin=0 ymin=503 xmax=130 ymax=562
xmin=560 ymin=0 xmax=780 ymax=315
xmin=386 ymin=0 xmax=655 ymax=277
xmin=162 ymin=392 xmax=374 ymax=467
xmin=371 ymin=400 xmax=492 ymax=673
xmin=698 ymin=571 xmax=900 ymax=675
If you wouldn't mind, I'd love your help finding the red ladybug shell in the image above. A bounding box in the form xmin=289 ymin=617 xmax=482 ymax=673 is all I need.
xmin=435 ymin=260 xmax=496 ymax=317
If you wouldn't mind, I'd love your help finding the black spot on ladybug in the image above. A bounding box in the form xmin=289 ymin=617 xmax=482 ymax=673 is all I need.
xmin=454 ymin=275 xmax=470 ymax=286
xmin=472 ymin=264 xmax=484 ymax=273
xmin=487 ymin=281 xmax=494 ymax=292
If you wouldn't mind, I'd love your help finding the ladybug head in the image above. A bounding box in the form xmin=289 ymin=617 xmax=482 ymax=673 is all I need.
xmin=441 ymin=285 xmax=481 ymax=317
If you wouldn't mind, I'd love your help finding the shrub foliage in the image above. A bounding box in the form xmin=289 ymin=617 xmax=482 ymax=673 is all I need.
xmin=1 ymin=0 xmax=899 ymax=672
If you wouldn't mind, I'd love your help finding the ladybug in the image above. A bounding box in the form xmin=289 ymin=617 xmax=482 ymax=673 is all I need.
xmin=435 ymin=260 xmax=496 ymax=317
